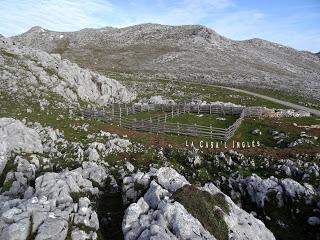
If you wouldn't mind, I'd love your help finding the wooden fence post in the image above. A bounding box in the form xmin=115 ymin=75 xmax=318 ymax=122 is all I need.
xmin=177 ymin=123 xmax=180 ymax=136
xmin=198 ymin=104 xmax=200 ymax=114
xmin=225 ymin=128 xmax=229 ymax=141
xmin=133 ymin=118 xmax=136 ymax=130
xmin=119 ymin=104 xmax=122 ymax=127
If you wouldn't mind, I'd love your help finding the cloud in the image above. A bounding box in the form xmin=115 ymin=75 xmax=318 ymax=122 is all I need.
xmin=0 ymin=0 xmax=113 ymax=36
xmin=210 ymin=10 xmax=267 ymax=39
xmin=149 ymin=0 xmax=235 ymax=25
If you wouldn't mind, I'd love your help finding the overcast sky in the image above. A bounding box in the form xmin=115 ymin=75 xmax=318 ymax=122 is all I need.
xmin=0 ymin=0 xmax=319 ymax=52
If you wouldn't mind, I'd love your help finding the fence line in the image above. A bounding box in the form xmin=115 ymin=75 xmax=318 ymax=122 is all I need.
xmin=81 ymin=103 xmax=264 ymax=140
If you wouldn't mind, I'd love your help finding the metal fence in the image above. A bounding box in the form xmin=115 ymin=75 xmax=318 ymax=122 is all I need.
xmin=81 ymin=103 xmax=263 ymax=140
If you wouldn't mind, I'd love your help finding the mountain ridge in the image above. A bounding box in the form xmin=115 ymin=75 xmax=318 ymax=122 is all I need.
xmin=10 ymin=23 xmax=320 ymax=100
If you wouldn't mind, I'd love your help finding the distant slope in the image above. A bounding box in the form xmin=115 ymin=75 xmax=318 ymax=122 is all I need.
xmin=11 ymin=24 xmax=320 ymax=100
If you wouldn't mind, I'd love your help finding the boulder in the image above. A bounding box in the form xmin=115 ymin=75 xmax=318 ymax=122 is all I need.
xmin=203 ymin=183 xmax=275 ymax=240
xmin=0 ymin=118 xmax=43 ymax=154
xmin=105 ymin=138 xmax=131 ymax=154
xmin=0 ymin=118 xmax=43 ymax=175
xmin=156 ymin=167 xmax=189 ymax=192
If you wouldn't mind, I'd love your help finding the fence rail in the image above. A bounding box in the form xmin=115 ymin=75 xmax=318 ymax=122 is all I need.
xmin=81 ymin=103 xmax=264 ymax=140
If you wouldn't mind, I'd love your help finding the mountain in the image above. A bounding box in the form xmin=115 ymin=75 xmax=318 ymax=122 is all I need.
xmin=0 ymin=36 xmax=135 ymax=106
xmin=11 ymin=23 xmax=320 ymax=100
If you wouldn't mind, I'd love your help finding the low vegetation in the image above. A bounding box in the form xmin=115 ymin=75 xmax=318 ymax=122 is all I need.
xmin=173 ymin=185 xmax=230 ymax=240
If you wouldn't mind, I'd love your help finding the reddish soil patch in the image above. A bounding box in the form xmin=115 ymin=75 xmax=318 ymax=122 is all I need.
xmin=100 ymin=124 xmax=319 ymax=159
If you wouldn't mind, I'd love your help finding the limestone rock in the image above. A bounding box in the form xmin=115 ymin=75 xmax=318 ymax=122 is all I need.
xmin=156 ymin=167 xmax=189 ymax=192
xmin=203 ymin=183 xmax=275 ymax=240
xmin=0 ymin=38 xmax=135 ymax=105
xmin=0 ymin=117 xmax=42 ymax=149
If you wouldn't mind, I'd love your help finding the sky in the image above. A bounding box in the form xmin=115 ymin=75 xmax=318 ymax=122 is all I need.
xmin=0 ymin=0 xmax=319 ymax=52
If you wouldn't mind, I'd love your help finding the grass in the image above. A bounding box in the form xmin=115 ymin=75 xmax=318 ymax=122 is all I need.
xmin=1 ymin=178 xmax=15 ymax=192
xmin=107 ymin=73 xmax=291 ymax=109
xmin=231 ymin=117 xmax=320 ymax=149
xmin=173 ymin=185 xmax=230 ymax=240
xmin=241 ymin=86 xmax=320 ymax=111
xmin=125 ymin=111 xmax=164 ymax=120
xmin=0 ymin=159 xmax=17 ymax=190
xmin=0 ymin=49 xmax=17 ymax=58
xmin=167 ymin=113 xmax=238 ymax=128
xmin=70 ymin=191 xmax=88 ymax=203
xmin=261 ymin=190 xmax=320 ymax=240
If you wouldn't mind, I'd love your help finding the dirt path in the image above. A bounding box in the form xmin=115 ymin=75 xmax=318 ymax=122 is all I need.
xmin=168 ymin=79 xmax=320 ymax=116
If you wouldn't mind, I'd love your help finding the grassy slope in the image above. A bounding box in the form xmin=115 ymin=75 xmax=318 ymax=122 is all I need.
xmin=108 ymin=74 xmax=290 ymax=109
xmin=240 ymin=86 xmax=320 ymax=111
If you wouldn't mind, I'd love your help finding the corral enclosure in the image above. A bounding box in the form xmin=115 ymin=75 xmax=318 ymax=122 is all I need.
xmin=81 ymin=103 xmax=263 ymax=141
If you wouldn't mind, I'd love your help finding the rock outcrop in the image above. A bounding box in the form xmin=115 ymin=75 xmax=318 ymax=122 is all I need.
xmin=0 ymin=36 xmax=135 ymax=106
xmin=122 ymin=167 xmax=275 ymax=240
xmin=0 ymin=118 xmax=43 ymax=175
xmin=0 ymin=161 xmax=109 ymax=240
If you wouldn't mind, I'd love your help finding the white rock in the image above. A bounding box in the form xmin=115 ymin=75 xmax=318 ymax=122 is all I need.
xmin=0 ymin=119 xmax=42 ymax=153
xmin=156 ymin=167 xmax=189 ymax=192
xmin=203 ymin=183 xmax=276 ymax=240
xmin=308 ymin=216 xmax=320 ymax=226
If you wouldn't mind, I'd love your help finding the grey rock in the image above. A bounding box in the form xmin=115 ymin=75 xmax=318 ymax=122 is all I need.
xmin=73 ymin=197 xmax=99 ymax=230
xmin=0 ymin=118 xmax=43 ymax=153
xmin=87 ymin=148 xmax=100 ymax=162
xmin=105 ymin=138 xmax=132 ymax=154
xmin=156 ymin=167 xmax=189 ymax=192
xmin=143 ymin=181 xmax=169 ymax=209
xmin=0 ymin=38 xmax=135 ymax=106
xmin=308 ymin=216 xmax=320 ymax=226
xmin=125 ymin=161 xmax=135 ymax=172
xmin=0 ymin=118 xmax=43 ymax=175
xmin=123 ymin=167 xmax=274 ymax=240
xmin=0 ymin=217 xmax=30 ymax=240
xmin=35 ymin=217 xmax=68 ymax=240
xmin=203 ymin=183 xmax=275 ymax=240
xmin=251 ymin=129 xmax=262 ymax=135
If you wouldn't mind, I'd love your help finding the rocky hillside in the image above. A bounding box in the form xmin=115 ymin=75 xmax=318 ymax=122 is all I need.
xmin=0 ymin=36 xmax=135 ymax=107
xmin=11 ymin=24 xmax=320 ymax=100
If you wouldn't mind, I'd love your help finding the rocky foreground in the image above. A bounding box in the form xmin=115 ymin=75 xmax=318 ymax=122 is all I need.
xmin=0 ymin=116 xmax=319 ymax=239
xmin=0 ymin=117 xmax=277 ymax=240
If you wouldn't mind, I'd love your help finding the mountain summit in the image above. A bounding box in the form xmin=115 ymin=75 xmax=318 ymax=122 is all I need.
xmin=11 ymin=23 xmax=320 ymax=100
